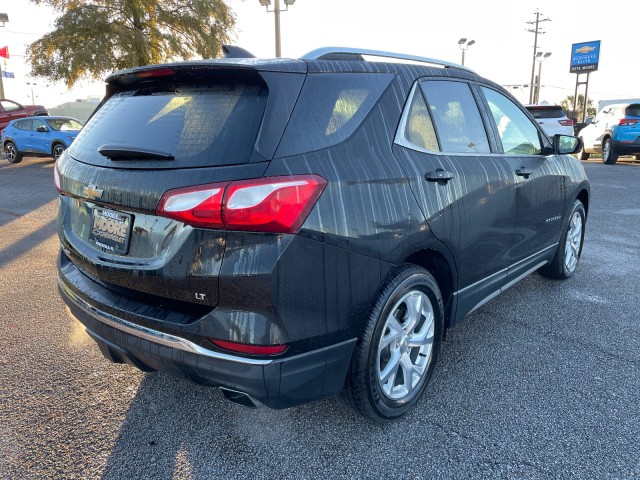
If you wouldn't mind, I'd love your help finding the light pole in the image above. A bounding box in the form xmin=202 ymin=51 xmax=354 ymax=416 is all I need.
xmin=526 ymin=10 xmax=551 ymax=104
xmin=533 ymin=52 xmax=551 ymax=104
xmin=259 ymin=0 xmax=296 ymax=58
xmin=0 ymin=13 xmax=8 ymax=99
xmin=458 ymin=38 xmax=475 ymax=66
xmin=26 ymin=81 xmax=37 ymax=105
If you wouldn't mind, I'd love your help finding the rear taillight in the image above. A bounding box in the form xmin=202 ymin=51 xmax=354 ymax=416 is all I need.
xmin=559 ymin=119 xmax=574 ymax=126
xmin=156 ymin=182 xmax=229 ymax=229
xmin=619 ymin=118 xmax=639 ymax=126
xmin=210 ymin=339 xmax=288 ymax=356
xmin=53 ymin=165 xmax=61 ymax=192
xmin=156 ymin=174 xmax=326 ymax=233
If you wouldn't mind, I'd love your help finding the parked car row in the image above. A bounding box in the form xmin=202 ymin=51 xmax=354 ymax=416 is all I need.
xmin=577 ymin=103 xmax=640 ymax=164
xmin=524 ymin=102 xmax=640 ymax=164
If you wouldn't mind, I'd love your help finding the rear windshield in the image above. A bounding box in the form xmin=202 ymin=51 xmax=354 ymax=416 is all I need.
xmin=526 ymin=106 xmax=566 ymax=119
xmin=625 ymin=104 xmax=640 ymax=117
xmin=68 ymin=84 xmax=267 ymax=168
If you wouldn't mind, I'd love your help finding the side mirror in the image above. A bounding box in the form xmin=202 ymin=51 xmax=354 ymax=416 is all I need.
xmin=554 ymin=134 xmax=581 ymax=155
xmin=36 ymin=126 xmax=48 ymax=133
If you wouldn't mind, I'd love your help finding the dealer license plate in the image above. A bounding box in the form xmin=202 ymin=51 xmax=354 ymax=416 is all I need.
xmin=88 ymin=207 xmax=133 ymax=254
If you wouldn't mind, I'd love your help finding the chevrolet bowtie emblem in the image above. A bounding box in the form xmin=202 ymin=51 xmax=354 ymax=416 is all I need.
xmin=84 ymin=184 xmax=104 ymax=200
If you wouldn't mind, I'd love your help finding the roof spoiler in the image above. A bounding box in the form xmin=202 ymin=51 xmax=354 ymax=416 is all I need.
xmin=222 ymin=45 xmax=256 ymax=59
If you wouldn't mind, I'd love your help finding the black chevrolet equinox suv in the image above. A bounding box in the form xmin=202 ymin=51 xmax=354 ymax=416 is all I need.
xmin=56 ymin=47 xmax=590 ymax=421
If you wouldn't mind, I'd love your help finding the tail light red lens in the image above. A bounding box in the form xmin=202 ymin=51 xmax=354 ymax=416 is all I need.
xmin=619 ymin=118 xmax=639 ymax=126
xmin=223 ymin=175 xmax=326 ymax=233
xmin=210 ymin=339 xmax=288 ymax=356
xmin=156 ymin=182 xmax=229 ymax=229
xmin=558 ymin=119 xmax=574 ymax=126
xmin=156 ymin=174 xmax=326 ymax=233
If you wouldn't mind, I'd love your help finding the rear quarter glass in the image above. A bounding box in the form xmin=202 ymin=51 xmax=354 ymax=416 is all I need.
xmin=67 ymin=84 xmax=267 ymax=169
xmin=275 ymin=73 xmax=394 ymax=157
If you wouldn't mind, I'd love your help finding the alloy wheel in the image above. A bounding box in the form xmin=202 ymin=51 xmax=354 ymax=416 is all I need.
xmin=564 ymin=211 xmax=583 ymax=274
xmin=377 ymin=290 xmax=435 ymax=400
xmin=602 ymin=140 xmax=610 ymax=163
xmin=5 ymin=143 xmax=16 ymax=162
xmin=53 ymin=144 xmax=65 ymax=160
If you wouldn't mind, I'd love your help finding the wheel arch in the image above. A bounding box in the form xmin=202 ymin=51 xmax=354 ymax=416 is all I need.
xmin=403 ymin=247 xmax=457 ymax=331
xmin=50 ymin=139 xmax=67 ymax=153
xmin=576 ymin=188 xmax=589 ymax=218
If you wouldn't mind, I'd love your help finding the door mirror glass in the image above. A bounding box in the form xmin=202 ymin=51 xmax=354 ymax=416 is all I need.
xmin=36 ymin=126 xmax=48 ymax=133
xmin=554 ymin=134 xmax=580 ymax=155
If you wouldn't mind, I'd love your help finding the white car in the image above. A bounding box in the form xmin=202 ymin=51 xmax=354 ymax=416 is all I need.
xmin=525 ymin=105 xmax=574 ymax=137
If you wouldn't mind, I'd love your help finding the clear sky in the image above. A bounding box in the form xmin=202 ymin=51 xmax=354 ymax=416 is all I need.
xmin=0 ymin=0 xmax=638 ymax=109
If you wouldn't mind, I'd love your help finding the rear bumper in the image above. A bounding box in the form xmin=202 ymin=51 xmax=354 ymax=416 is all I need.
xmin=59 ymin=272 xmax=356 ymax=409
xmin=613 ymin=139 xmax=640 ymax=155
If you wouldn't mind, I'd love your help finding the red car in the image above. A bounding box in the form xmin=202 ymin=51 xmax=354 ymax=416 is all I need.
xmin=0 ymin=99 xmax=48 ymax=132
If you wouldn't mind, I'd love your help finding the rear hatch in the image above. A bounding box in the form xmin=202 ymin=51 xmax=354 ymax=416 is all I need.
xmin=526 ymin=105 xmax=573 ymax=136
xmin=57 ymin=60 xmax=307 ymax=311
xmin=620 ymin=104 xmax=640 ymax=142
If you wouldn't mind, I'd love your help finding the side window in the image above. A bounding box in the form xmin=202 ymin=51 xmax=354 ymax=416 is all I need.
xmin=420 ymin=81 xmax=490 ymax=154
xmin=15 ymin=120 xmax=32 ymax=131
xmin=32 ymin=119 xmax=46 ymax=131
xmin=481 ymin=87 xmax=542 ymax=155
xmin=402 ymin=86 xmax=439 ymax=152
xmin=0 ymin=100 xmax=21 ymax=112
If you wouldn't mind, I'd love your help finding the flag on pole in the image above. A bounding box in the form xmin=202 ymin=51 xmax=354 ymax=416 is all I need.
xmin=0 ymin=46 xmax=14 ymax=78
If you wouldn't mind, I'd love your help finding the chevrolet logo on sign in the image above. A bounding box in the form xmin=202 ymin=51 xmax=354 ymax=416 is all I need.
xmin=83 ymin=184 xmax=104 ymax=200
xmin=575 ymin=46 xmax=596 ymax=54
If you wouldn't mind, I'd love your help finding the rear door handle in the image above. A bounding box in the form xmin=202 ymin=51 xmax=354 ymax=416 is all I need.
xmin=425 ymin=168 xmax=454 ymax=183
xmin=516 ymin=168 xmax=532 ymax=179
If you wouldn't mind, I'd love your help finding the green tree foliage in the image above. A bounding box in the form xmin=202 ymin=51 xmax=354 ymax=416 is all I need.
xmin=561 ymin=94 xmax=596 ymax=120
xmin=28 ymin=0 xmax=235 ymax=87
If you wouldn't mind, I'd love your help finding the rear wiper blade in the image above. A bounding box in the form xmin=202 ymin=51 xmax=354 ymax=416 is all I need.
xmin=98 ymin=145 xmax=174 ymax=161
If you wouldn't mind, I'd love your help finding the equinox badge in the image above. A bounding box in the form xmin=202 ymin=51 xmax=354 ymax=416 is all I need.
xmin=83 ymin=184 xmax=104 ymax=200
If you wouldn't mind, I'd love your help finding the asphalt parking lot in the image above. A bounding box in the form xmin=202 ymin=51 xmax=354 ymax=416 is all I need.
xmin=0 ymin=156 xmax=638 ymax=479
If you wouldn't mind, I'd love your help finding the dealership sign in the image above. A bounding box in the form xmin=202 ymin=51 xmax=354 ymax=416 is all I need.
xmin=570 ymin=41 xmax=601 ymax=73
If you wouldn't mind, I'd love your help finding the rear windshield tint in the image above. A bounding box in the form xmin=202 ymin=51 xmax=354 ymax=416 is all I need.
xmin=526 ymin=106 xmax=566 ymax=119
xmin=625 ymin=104 xmax=640 ymax=117
xmin=68 ymin=84 xmax=267 ymax=168
xmin=276 ymin=73 xmax=393 ymax=157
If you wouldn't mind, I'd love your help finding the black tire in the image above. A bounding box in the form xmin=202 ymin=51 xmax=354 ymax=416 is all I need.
xmin=52 ymin=143 xmax=66 ymax=161
xmin=340 ymin=265 xmax=444 ymax=422
xmin=539 ymin=199 xmax=586 ymax=280
xmin=577 ymin=138 xmax=590 ymax=160
xmin=4 ymin=141 xmax=22 ymax=164
xmin=602 ymin=138 xmax=618 ymax=165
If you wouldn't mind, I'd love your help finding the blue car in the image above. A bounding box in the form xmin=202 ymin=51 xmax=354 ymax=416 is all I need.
xmin=1 ymin=116 xmax=83 ymax=163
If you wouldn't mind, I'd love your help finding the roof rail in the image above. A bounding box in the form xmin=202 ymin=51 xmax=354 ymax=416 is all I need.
xmin=302 ymin=47 xmax=474 ymax=72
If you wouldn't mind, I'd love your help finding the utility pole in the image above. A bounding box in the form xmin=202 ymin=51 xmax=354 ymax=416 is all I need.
xmin=526 ymin=10 xmax=550 ymax=104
